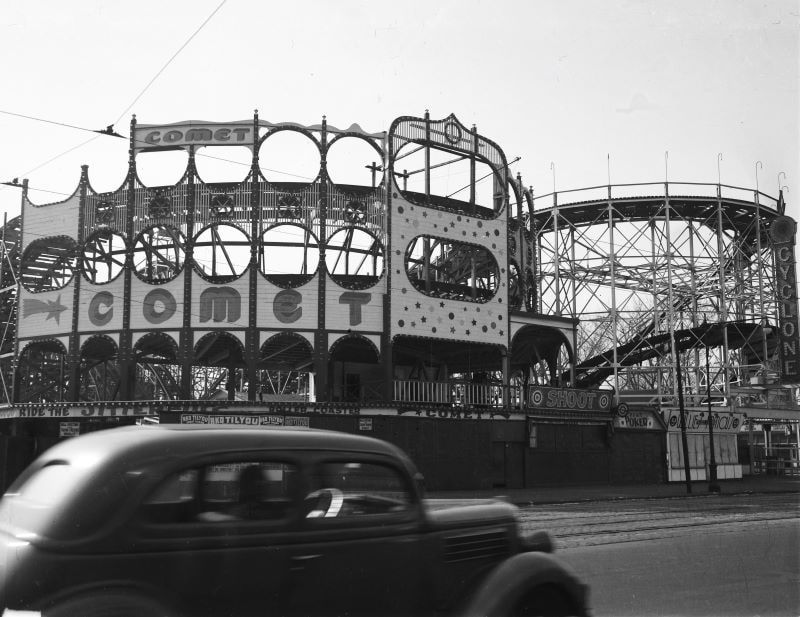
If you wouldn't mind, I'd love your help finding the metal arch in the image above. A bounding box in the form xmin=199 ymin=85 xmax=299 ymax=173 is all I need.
xmin=329 ymin=333 xmax=380 ymax=362
xmin=256 ymin=125 xmax=323 ymax=185
xmin=259 ymin=332 xmax=315 ymax=372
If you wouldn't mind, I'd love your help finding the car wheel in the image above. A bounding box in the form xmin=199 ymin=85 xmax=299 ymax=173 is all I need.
xmin=511 ymin=584 xmax=577 ymax=617
xmin=45 ymin=591 xmax=175 ymax=617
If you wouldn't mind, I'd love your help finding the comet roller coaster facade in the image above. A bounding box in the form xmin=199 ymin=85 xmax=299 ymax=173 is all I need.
xmin=0 ymin=111 xmax=797 ymax=489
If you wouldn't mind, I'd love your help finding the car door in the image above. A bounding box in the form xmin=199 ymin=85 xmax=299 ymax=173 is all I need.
xmin=126 ymin=457 xmax=302 ymax=617
xmin=285 ymin=456 xmax=427 ymax=617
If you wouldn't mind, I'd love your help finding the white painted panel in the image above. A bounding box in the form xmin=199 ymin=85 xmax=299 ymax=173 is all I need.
xmin=22 ymin=194 xmax=80 ymax=250
xmin=191 ymin=275 xmax=250 ymax=329
xmin=255 ymin=277 xmax=318 ymax=330
xmin=78 ymin=279 xmax=125 ymax=332
xmin=17 ymin=285 xmax=74 ymax=339
xmin=130 ymin=275 xmax=185 ymax=330
xmin=325 ymin=279 xmax=383 ymax=332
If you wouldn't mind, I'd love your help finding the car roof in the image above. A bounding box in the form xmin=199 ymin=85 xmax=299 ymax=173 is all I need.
xmin=36 ymin=424 xmax=407 ymax=469
xmin=2 ymin=425 xmax=418 ymax=543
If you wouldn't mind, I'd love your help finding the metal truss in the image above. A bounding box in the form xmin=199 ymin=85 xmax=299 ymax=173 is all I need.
xmin=532 ymin=182 xmax=788 ymax=409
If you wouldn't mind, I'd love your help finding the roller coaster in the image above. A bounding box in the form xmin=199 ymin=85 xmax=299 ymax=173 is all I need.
xmin=0 ymin=112 xmax=795 ymax=416
xmin=532 ymin=182 xmax=794 ymax=410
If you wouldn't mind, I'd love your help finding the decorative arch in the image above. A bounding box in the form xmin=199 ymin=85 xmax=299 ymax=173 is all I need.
xmin=325 ymin=226 xmax=384 ymax=290
xmin=79 ymin=335 xmax=120 ymax=401
xmin=20 ymin=236 xmax=78 ymax=292
xmin=329 ymin=334 xmax=381 ymax=403
xmin=510 ymin=325 xmax=574 ymax=387
xmin=259 ymin=332 xmax=314 ymax=371
xmin=257 ymin=127 xmax=322 ymax=184
xmin=192 ymin=222 xmax=251 ymax=283
xmin=258 ymin=332 xmax=315 ymax=402
xmin=190 ymin=332 xmax=247 ymax=401
xmin=194 ymin=331 xmax=246 ymax=367
xmin=16 ymin=339 xmax=69 ymax=403
xmin=133 ymin=332 xmax=180 ymax=401
xmin=134 ymin=331 xmax=180 ymax=362
xmin=81 ymin=228 xmax=127 ymax=284
xmin=330 ymin=334 xmax=379 ymax=361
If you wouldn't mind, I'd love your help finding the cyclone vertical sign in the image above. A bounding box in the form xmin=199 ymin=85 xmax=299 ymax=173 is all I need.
xmin=771 ymin=215 xmax=800 ymax=382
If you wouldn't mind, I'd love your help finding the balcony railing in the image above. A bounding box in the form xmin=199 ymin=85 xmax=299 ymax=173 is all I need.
xmin=393 ymin=380 xmax=518 ymax=409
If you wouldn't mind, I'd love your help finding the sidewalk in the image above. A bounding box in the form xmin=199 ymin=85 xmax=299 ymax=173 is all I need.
xmin=428 ymin=475 xmax=800 ymax=506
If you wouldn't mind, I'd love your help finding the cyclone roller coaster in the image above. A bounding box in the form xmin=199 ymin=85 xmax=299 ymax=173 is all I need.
xmin=0 ymin=110 xmax=796 ymax=423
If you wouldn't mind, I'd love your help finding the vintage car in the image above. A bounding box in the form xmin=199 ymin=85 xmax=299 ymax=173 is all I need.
xmin=0 ymin=425 xmax=589 ymax=616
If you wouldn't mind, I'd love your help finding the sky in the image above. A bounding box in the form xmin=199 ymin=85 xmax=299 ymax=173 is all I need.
xmin=0 ymin=0 xmax=798 ymax=223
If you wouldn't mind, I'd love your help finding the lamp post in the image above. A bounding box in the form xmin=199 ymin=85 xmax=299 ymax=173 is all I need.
xmin=705 ymin=329 xmax=720 ymax=492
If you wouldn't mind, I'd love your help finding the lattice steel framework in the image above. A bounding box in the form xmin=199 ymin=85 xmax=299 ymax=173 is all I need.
xmin=532 ymin=182 xmax=791 ymax=409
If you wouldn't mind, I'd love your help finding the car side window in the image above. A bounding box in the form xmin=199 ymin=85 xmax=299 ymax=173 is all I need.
xmin=198 ymin=462 xmax=299 ymax=522
xmin=141 ymin=461 xmax=299 ymax=524
xmin=304 ymin=461 xmax=412 ymax=520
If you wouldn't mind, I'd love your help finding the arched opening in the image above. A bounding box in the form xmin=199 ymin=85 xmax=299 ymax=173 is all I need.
xmin=329 ymin=335 xmax=380 ymax=403
xmin=325 ymin=227 xmax=384 ymax=289
xmin=392 ymin=336 xmax=504 ymax=407
xmin=508 ymin=261 xmax=522 ymax=310
xmin=82 ymin=229 xmax=127 ymax=284
xmin=193 ymin=332 xmax=246 ymax=400
xmin=194 ymin=146 xmax=252 ymax=184
xmin=393 ymin=140 xmax=503 ymax=217
xmin=259 ymin=224 xmax=320 ymax=287
xmin=405 ymin=236 xmax=499 ymax=302
xmin=79 ymin=335 xmax=120 ymax=401
xmin=132 ymin=225 xmax=186 ymax=283
xmin=510 ymin=326 xmax=574 ymax=397
xmin=16 ymin=340 xmax=68 ymax=403
xmin=258 ymin=333 xmax=314 ymax=402
xmin=326 ymin=135 xmax=383 ymax=188
xmin=135 ymin=150 xmax=189 ymax=187
xmin=192 ymin=223 xmax=251 ymax=283
xmin=20 ymin=236 xmax=77 ymax=292
xmin=133 ymin=332 xmax=180 ymax=400
xmin=258 ymin=129 xmax=321 ymax=184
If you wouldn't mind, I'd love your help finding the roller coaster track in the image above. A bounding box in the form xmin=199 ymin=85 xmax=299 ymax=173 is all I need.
xmin=567 ymin=320 xmax=765 ymax=389
xmin=532 ymin=182 xmax=787 ymax=399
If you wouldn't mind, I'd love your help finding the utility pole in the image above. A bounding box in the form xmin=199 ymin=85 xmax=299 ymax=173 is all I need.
xmin=706 ymin=331 xmax=720 ymax=492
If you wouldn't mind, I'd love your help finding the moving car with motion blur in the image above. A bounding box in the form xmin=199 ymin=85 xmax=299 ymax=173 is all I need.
xmin=0 ymin=425 xmax=589 ymax=616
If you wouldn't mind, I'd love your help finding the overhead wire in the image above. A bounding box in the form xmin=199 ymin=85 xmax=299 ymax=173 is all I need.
xmin=0 ymin=0 xmax=228 ymax=190
xmin=113 ymin=0 xmax=228 ymax=125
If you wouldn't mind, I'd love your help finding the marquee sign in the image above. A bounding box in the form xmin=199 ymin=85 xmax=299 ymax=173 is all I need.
xmin=526 ymin=386 xmax=612 ymax=413
xmin=771 ymin=215 xmax=800 ymax=382
xmin=181 ymin=414 xmax=310 ymax=427
xmin=134 ymin=120 xmax=255 ymax=153
xmin=19 ymin=285 xmax=378 ymax=341
xmin=664 ymin=409 xmax=744 ymax=434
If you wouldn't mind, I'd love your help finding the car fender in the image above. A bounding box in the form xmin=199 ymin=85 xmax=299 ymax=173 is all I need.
xmin=459 ymin=551 xmax=589 ymax=617
xmin=33 ymin=581 xmax=180 ymax=617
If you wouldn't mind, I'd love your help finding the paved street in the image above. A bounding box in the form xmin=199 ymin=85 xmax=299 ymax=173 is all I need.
xmin=514 ymin=493 xmax=799 ymax=616
xmin=518 ymin=493 xmax=800 ymax=549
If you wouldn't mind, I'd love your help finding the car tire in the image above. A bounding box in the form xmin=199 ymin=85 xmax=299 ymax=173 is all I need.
xmin=45 ymin=591 xmax=175 ymax=617
xmin=512 ymin=584 xmax=576 ymax=617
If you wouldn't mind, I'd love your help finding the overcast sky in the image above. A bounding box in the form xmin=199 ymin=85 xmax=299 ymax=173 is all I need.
xmin=0 ymin=0 xmax=797 ymax=222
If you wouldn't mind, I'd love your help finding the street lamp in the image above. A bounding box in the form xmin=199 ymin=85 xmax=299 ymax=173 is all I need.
xmin=704 ymin=326 xmax=720 ymax=493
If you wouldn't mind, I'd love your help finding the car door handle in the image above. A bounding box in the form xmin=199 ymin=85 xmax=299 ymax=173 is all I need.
xmin=290 ymin=554 xmax=321 ymax=571
xmin=292 ymin=554 xmax=321 ymax=562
